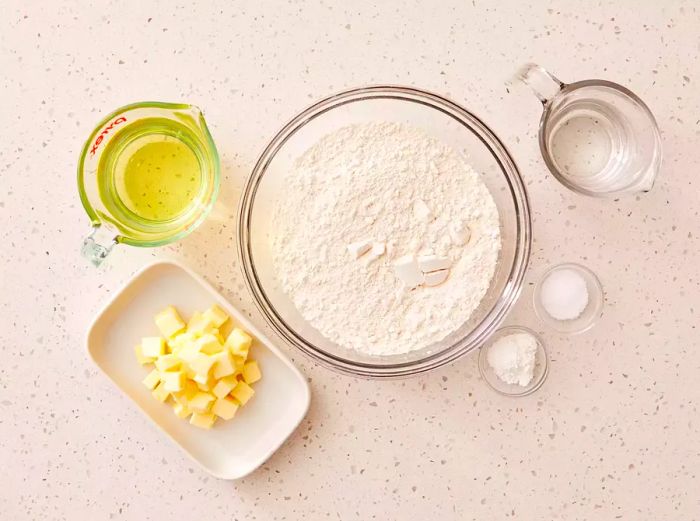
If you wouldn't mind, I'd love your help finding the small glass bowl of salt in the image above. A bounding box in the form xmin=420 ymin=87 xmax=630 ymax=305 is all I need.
xmin=478 ymin=326 xmax=549 ymax=397
xmin=533 ymin=263 xmax=604 ymax=334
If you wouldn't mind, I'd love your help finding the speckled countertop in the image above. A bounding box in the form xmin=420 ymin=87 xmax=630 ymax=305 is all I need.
xmin=2 ymin=1 xmax=699 ymax=519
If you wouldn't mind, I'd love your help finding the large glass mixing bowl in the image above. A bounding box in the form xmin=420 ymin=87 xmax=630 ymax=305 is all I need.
xmin=238 ymin=86 xmax=531 ymax=378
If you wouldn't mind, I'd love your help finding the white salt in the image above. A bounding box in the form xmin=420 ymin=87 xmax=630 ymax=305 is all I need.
xmin=539 ymin=268 xmax=589 ymax=321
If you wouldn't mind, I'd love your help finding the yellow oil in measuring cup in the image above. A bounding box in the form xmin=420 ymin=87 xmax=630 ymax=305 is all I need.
xmin=98 ymin=118 xmax=203 ymax=224
xmin=78 ymin=102 xmax=220 ymax=266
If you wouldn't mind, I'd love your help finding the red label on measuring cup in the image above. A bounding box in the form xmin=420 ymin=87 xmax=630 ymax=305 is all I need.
xmin=90 ymin=116 xmax=127 ymax=156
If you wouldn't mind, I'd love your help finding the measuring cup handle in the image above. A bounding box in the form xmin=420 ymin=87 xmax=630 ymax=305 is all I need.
xmin=518 ymin=63 xmax=565 ymax=104
xmin=81 ymin=224 xmax=118 ymax=267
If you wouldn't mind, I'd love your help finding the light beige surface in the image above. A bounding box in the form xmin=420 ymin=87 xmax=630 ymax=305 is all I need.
xmin=1 ymin=1 xmax=698 ymax=519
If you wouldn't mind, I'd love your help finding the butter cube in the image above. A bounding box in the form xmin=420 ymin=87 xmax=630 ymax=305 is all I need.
xmin=225 ymin=328 xmax=252 ymax=357
xmin=196 ymin=333 xmax=224 ymax=355
xmin=242 ymin=360 xmax=262 ymax=384
xmin=173 ymin=402 xmax=191 ymax=419
xmin=212 ymin=397 xmax=239 ymax=420
xmin=168 ymin=331 xmax=197 ymax=355
xmin=173 ymin=380 xmax=198 ymax=405
xmin=155 ymin=306 xmax=186 ymax=338
xmin=231 ymin=380 xmax=255 ymax=405
xmin=151 ymin=381 xmax=170 ymax=402
xmin=134 ymin=345 xmax=155 ymax=365
xmin=187 ymin=311 xmax=217 ymax=335
xmin=203 ymin=304 xmax=229 ymax=328
xmin=189 ymin=352 xmax=216 ymax=378
xmin=161 ymin=370 xmax=186 ymax=392
xmin=154 ymin=354 xmax=180 ymax=372
xmin=194 ymin=373 xmax=216 ymax=391
xmin=141 ymin=336 xmax=165 ymax=358
xmin=188 ymin=392 xmax=214 ymax=413
xmin=178 ymin=340 xmax=202 ymax=365
xmin=189 ymin=412 xmax=216 ymax=429
xmin=212 ymin=375 xmax=237 ymax=399
xmin=233 ymin=355 xmax=246 ymax=374
xmin=212 ymin=351 xmax=236 ymax=379
xmin=142 ymin=369 xmax=161 ymax=390
xmin=213 ymin=330 xmax=226 ymax=345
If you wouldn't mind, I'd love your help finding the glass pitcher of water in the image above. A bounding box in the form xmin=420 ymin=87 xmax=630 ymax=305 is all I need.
xmin=519 ymin=64 xmax=662 ymax=197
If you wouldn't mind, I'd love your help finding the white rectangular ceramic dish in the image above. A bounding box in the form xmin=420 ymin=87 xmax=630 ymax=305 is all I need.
xmin=86 ymin=260 xmax=310 ymax=479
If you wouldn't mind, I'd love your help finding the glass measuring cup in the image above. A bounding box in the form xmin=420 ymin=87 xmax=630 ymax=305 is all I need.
xmin=519 ymin=64 xmax=662 ymax=197
xmin=78 ymin=102 xmax=220 ymax=266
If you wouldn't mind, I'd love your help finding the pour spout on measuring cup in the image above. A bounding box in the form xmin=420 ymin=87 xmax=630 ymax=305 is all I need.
xmin=517 ymin=63 xmax=565 ymax=105
xmin=176 ymin=104 xmax=207 ymax=131
xmin=81 ymin=224 xmax=118 ymax=267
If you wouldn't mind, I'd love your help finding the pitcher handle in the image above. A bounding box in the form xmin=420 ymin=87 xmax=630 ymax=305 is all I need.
xmin=518 ymin=63 xmax=565 ymax=105
xmin=81 ymin=224 xmax=118 ymax=267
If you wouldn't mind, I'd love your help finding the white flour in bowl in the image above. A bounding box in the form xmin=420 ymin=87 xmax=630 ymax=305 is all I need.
xmin=272 ymin=122 xmax=501 ymax=356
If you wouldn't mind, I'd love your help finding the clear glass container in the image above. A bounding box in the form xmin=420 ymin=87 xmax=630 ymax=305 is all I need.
xmin=478 ymin=326 xmax=548 ymax=397
xmin=519 ymin=64 xmax=662 ymax=197
xmin=238 ymin=86 xmax=531 ymax=378
xmin=533 ymin=262 xmax=604 ymax=334
xmin=77 ymin=102 xmax=220 ymax=266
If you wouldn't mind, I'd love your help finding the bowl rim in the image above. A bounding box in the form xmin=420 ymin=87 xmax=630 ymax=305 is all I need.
xmin=237 ymin=85 xmax=532 ymax=378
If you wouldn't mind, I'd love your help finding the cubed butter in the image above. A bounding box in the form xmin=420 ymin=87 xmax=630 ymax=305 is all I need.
xmin=151 ymin=381 xmax=170 ymax=403
xmin=154 ymin=354 xmax=180 ymax=372
xmin=212 ymin=397 xmax=239 ymax=420
xmin=184 ymin=365 xmax=196 ymax=380
xmin=155 ymin=306 xmax=186 ymax=338
xmin=141 ymin=336 xmax=165 ymax=358
xmin=189 ymin=412 xmax=216 ymax=429
xmin=203 ymin=304 xmax=229 ymax=328
xmin=233 ymin=355 xmax=246 ymax=374
xmin=194 ymin=373 xmax=216 ymax=391
xmin=225 ymin=328 xmax=252 ymax=357
xmin=178 ymin=340 xmax=202 ymax=364
xmin=134 ymin=344 xmax=155 ymax=365
xmin=212 ymin=351 xmax=236 ymax=379
xmin=189 ymin=352 xmax=216 ymax=378
xmin=188 ymin=392 xmax=215 ymax=413
xmin=173 ymin=380 xmax=198 ymax=405
xmin=187 ymin=311 xmax=217 ymax=335
xmin=231 ymin=380 xmax=255 ymax=405
xmin=161 ymin=370 xmax=186 ymax=392
xmin=139 ymin=305 xmax=263 ymax=429
xmin=168 ymin=331 xmax=197 ymax=355
xmin=142 ymin=369 xmax=161 ymax=390
xmin=242 ymin=360 xmax=262 ymax=384
xmin=196 ymin=333 xmax=224 ymax=355
xmin=212 ymin=375 xmax=237 ymax=399
xmin=173 ymin=402 xmax=191 ymax=419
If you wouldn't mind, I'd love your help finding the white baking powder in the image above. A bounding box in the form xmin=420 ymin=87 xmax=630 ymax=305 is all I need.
xmin=272 ymin=122 xmax=501 ymax=355
xmin=486 ymin=333 xmax=538 ymax=386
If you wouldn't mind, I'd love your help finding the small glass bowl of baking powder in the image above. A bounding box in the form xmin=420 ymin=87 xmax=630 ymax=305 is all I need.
xmin=478 ymin=326 xmax=549 ymax=397
xmin=533 ymin=263 xmax=604 ymax=334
